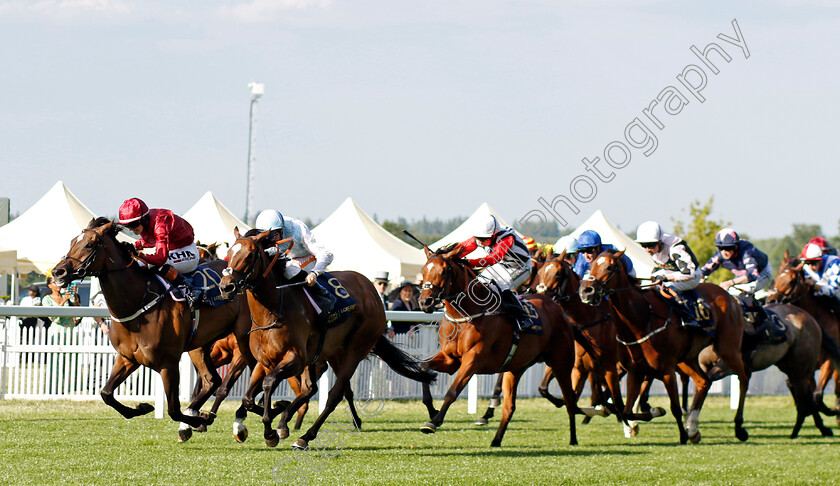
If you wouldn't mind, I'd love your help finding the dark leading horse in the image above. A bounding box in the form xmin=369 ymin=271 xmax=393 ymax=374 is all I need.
xmin=579 ymin=249 xmax=751 ymax=444
xmin=51 ymin=218 xmax=252 ymax=441
xmin=697 ymin=303 xmax=838 ymax=438
xmin=768 ymin=252 xmax=840 ymax=420
xmin=218 ymin=228 xmax=435 ymax=449
xmin=417 ymin=246 xmax=601 ymax=447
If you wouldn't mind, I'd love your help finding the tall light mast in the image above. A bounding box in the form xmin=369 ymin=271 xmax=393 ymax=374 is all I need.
xmin=244 ymin=81 xmax=264 ymax=224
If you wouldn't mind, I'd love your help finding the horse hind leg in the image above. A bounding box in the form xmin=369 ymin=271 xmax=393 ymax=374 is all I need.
xmin=476 ymin=373 xmax=505 ymax=426
xmin=491 ymin=370 xmax=524 ymax=447
xmin=101 ymin=355 xmax=155 ymax=419
xmin=537 ymin=367 xmax=565 ymax=409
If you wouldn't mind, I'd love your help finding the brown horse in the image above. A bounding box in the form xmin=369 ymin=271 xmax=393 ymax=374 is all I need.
xmin=579 ymin=249 xmax=751 ymax=444
xmin=188 ymin=333 xmax=317 ymax=437
xmin=218 ymin=228 xmax=435 ymax=449
xmin=51 ymin=217 xmax=251 ymax=441
xmin=417 ymin=246 xmax=600 ymax=447
xmin=697 ymin=303 xmax=837 ymax=438
xmin=767 ymin=253 xmax=840 ymax=420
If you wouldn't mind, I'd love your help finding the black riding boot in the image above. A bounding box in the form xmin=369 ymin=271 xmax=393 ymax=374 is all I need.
xmin=500 ymin=289 xmax=528 ymax=333
xmin=289 ymin=271 xmax=336 ymax=327
xmin=160 ymin=265 xmax=200 ymax=308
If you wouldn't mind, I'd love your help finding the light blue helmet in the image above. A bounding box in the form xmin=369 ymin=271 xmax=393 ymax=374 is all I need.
xmin=577 ymin=230 xmax=602 ymax=249
xmin=555 ymin=235 xmax=579 ymax=254
xmin=255 ymin=209 xmax=285 ymax=231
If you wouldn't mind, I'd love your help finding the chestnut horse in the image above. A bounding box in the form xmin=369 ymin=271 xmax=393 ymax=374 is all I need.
xmin=51 ymin=218 xmax=251 ymax=441
xmin=697 ymin=303 xmax=838 ymax=438
xmin=767 ymin=253 xmax=840 ymax=420
xmin=417 ymin=246 xmax=600 ymax=447
xmin=219 ymin=228 xmax=435 ymax=449
xmin=579 ymin=250 xmax=750 ymax=444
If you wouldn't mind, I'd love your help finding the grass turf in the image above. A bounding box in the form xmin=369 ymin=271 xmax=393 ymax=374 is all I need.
xmin=1 ymin=395 xmax=839 ymax=485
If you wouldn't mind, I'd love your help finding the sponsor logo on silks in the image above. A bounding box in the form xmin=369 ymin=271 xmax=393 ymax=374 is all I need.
xmin=169 ymin=250 xmax=197 ymax=262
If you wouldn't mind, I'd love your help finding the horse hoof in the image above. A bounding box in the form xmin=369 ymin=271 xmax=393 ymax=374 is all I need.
xmin=736 ymin=428 xmax=749 ymax=442
xmin=192 ymin=424 xmax=207 ymax=433
xmin=292 ymin=438 xmax=309 ymax=450
xmin=689 ymin=431 xmax=701 ymax=444
xmin=474 ymin=418 xmax=489 ymax=426
xmin=822 ymin=428 xmax=833 ymax=438
xmin=178 ymin=427 xmax=192 ymax=443
xmin=630 ymin=424 xmax=639 ymax=437
xmin=265 ymin=431 xmax=280 ymax=448
xmin=420 ymin=423 xmax=437 ymax=434
xmin=489 ymin=398 xmax=502 ymax=408
xmin=490 ymin=440 xmax=501 ymax=447
xmin=680 ymin=432 xmax=688 ymax=445
xmin=137 ymin=403 xmax=155 ymax=415
xmin=199 ymin=411 xmax=216 ymax=426
xmin=582 ymin=416 xmax=592 ymax=425
xmin=278 ymin=426 xmax=290 ymax=440
xmin=651 ymin=407 xmax=666 ymax=418
xmin=234 ymin=427 xmax=249 ymax=443
xmin=353 ymin=419 xmax=363 ymax=431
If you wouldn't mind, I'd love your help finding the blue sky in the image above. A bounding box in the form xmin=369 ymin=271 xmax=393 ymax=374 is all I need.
xmin=2 ymin=1 xmax=839 ymax=239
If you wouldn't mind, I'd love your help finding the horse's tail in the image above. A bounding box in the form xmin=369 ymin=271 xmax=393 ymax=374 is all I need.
xmin=372 ymin=336 xmax=436 ymax=384
xmin=821 ymin=329 xmax=840 ymax=371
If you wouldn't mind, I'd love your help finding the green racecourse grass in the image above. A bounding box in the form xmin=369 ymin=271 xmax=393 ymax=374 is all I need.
xmin=1 ymin=396 xmax=839 ymax=485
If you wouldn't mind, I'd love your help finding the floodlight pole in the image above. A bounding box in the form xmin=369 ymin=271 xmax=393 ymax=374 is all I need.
xmin=244 ymin=81 xmax=264 ymax=224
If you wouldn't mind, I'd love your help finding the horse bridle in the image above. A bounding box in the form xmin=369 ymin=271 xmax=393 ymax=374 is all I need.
xmin=536 ymin=261 xmax=571 ymax=302
xmin=59 ymin=229 xmax=108 ymax=279
xmin=222 ymin=237 xmax=293 ymax=292
xmin=420 ymin=255 xmax=474 ymax=306
xmin=773 ymin=267 xmax=805 ymax=304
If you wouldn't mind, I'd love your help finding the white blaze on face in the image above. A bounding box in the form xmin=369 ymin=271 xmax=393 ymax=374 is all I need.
xmin=230 ymin=243 xmax=243 ymax=256
xmin=425 ymin=262 xmax=435 ymax=273
xmin=596 ymin=256 xmax=607 ymax=266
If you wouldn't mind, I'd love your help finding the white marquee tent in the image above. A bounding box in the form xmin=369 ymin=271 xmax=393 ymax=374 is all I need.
xmin=312 ymin=198 xmax=426 ymax=284
xmin=183 ymin=191 xmax=249 ymax=257
xmin=0 ymin=181 xmax=96 ymax=275
xmin=568 ymin=210 xmax=655 ymax=278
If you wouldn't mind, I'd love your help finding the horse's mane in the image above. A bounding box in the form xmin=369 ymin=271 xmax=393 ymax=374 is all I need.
xmin=433 ymin=243 xmax=459 ymax=255
xmin=89 ymin=216 xmax=138 ymax=258
xmin=782 ymin=256 xmax=800 ymax=269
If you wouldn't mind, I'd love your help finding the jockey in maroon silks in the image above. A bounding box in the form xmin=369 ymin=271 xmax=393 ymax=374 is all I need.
xmin=117 ymin=197 xmax=201 ymax=306
xmin=452 ymin=214 xmax=532 ymax=332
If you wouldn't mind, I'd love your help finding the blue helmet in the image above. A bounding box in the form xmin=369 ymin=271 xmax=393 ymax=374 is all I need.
xmin=577 ymin=230 xmax=602 ymax=249
xmin=255 ymin=209 xmax=285 ymax=231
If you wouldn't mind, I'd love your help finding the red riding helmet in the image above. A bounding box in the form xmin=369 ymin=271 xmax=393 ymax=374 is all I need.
xmin=800 ymin=243 xmax=823 ymax=262
xmin=118 ymin=198 xmax=149 ymax=224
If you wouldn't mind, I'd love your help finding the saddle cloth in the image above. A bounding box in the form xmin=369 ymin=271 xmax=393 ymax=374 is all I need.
xmin=303 ymin=273 xmax=356 ymax=328
xmin=157 ymin=265 xmax=228 ymax=308
xmin=517 ymin=296 xmax=543 ymax=335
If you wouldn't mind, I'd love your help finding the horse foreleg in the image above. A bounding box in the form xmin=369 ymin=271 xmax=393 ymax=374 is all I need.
xmin=476 ymin=373 xmax=504 ymax=426
xmin=286 ymin=374 xmax=309 ymax=430
xmin=676 ymin=362 xmax=712 ymax=444
xmin=276 ymin=363 xmax=320 ymax=439
xmin=421 ymin=356 xmax=478 ymax=434
xmin=545 ymin=353 xmax=580 ymax=445
xmin=180 ymin=347 xmax=222 ymax=440
xmin=261 ymin=363 xmax=290 ymax=447
xmin=604 ymin=368 xmax=625 ymax=422
xmin=661 ymin=371 xmax=689 ymax=445
xmin=491 ymin=370 xmax=523 ymax=447
xmin=235 ymin=363 xmax=268 ymax=443
xmin=158 ymin=365 xmax=205 ymax=430
xmin=208 ymin=351 xmax=248 ymax=417
xmin=421 ymin=353 xmax=456 ymax=420
xmin=100 ymin=355 xmax=154 ymax=418
xmin=715 ymin=343 xmax=751 ymax=442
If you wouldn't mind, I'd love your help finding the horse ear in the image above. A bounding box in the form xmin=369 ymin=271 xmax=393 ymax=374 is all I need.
xmin=615 ymin=249 xmax=626 ymax=259
xmin=442 ymin=247 xmax=461 ymax=260
xmin=96 ymin=221 xmax=113 ymax=236
xmin=557 ymin=249 xmax=567 ymax=262
xmin=233 ymin=226 xmax=242 ymax=239
xmin=424 ymin=246 xmax=432 ymax=258
xmin=255 ymin=230 xmax=273 ymax=244
xmin=795 ymin=261 xmax=805 ymax=272
xmin=784 ymin=249 xmax=790 ymax=261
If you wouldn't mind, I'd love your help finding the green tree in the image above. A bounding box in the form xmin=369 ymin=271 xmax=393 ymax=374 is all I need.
xmin=672 ymin=196 xmax=732 ymax=285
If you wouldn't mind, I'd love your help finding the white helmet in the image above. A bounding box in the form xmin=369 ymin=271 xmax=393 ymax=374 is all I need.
xmin=636 ymin=221 xmax=663 ymax=245
xmin=255 ymin=209 xmax=285 ymax=231
xmin=474 ymin=214 xmax=498 ymax=239
xmin=555 ymin=235 xmax=579 ymax=254
xmin=801 ymin=243 xmax=823 ymax=261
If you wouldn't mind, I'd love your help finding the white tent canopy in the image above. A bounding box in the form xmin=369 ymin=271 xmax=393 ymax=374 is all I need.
xmin=183 ymin=191 xmax=249 ymax=257
xmin=312 ymin=198 xmax=426 ymax=284
xmin=0 ymin=181 xmax=96 ymax=274
xmin=569 ymin=210 xmax=655 ymax=278
xmin=0 ymin=250 xmax=17 ymax=275
xmin=431 ymin=203 xmax=520 ymax=258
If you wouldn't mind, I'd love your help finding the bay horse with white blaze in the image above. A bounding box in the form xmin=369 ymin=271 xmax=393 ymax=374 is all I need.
xmin=218 ymin=228 xmax=435 ymax=450
xmin=417 ymin=246 xmax=601 ymax=447
xmin=578 ymin=249 xmax=751 ymax=444
xmin=51 ymin=218 xmax=251 ymax=441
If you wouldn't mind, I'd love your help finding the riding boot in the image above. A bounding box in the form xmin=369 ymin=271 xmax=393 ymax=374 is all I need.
xmin=289 ymin=271 xmax=336 ymax=327
xmin=500 ymin=289 xmax=528 ymax=333
xmin=160 ymin=265 xmax=201 ymax=308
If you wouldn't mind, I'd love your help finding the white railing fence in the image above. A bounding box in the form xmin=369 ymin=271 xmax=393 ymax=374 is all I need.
xmin=0 ymin=307 xmax=819 ymax=413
